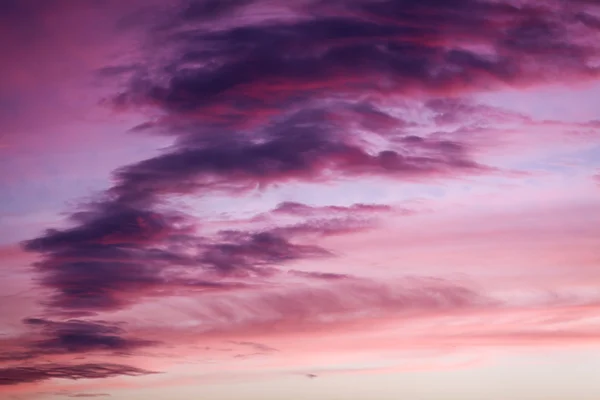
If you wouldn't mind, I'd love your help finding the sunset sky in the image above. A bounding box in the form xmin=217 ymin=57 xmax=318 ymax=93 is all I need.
xmin=1 ymin=0 xmax=600 ymax=399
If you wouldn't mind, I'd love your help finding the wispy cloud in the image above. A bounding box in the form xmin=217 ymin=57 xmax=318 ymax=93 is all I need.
xmin=0 ymin=363 xmax=155 ymax=386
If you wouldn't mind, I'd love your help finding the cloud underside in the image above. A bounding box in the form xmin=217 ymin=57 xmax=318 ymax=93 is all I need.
xmin=0 ymin=363 xmax=155 ymax=386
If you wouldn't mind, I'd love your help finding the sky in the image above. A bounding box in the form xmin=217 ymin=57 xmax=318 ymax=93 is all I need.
xmin=1 ymin=0 xmax=600 ymax=399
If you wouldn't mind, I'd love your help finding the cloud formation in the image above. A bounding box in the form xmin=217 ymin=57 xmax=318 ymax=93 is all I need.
xmin=23 ymin=318 xmax=155 ymax=354
xmin=20 ymin=199 xmax=340 ymax=315
xmin=272 ymin=202 xmax=393 ymax=216
xmin=201 ymin=230 xmax=329 ymax=276
xmin=30 ymin=0 xmax=597 ymax=329
xmin=0 ymin=318 xmax=157 ymax=366
xmin=115 ymin=0 xmax=599 ymax=114
xmin=0 ymin=363 xmax=155 ymax=386
xmin=6 ymin=0 xmax=600 ymax=392
xmin=111 ymin=107 xmax=489 ymax=206
xmin=170 ymin=277 xmax=492 ymax=335
xmin=21 ymin=203 xmax=256 ymax=313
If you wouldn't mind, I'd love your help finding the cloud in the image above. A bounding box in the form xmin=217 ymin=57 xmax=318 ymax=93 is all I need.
xmin=24 ymin=206 xmax=173 ymax=251
xmin=576 ymin=11 xmax=600 ymax=31
xmin=47 ymin=392 xmax=111 ymax=398
xmin=115 ymin=0 xmax=599 ymax=113
xmin=95 ymin=0 xmax=600 ymax=216
xmin=287 ymin=270 xmax=350 ymax=281
xmin=178 ymin=0 xmax=253 ymax=21
xmin=0 ymin=318 xmax=158 ymax=364
xmin=264 ymin=200 xmax=412 ymax=238
xmin=21 ymin=203 xmax=258 ymax=312
xmin=26 ymin=0 xmax=562 ymax=323
xmin=231 ymin=341 xmax=279 ymax=353
xmin=23 ymin=318 xmax=156 ymax=354
xmin=108 ymin=107 xmax=490 ymax=207
xmin=272 ymin=202 xmax=393 ymax=216
xmin=103 ymin=0 xmax=599 ymax=202
xmin=261 ymin=201 xmax=413 ymax=239
xmin=201 ymin=230 xmax=329 ymax=276
xmin=22 ymin=187 xmax=389 ymax=317
xmin=170 ymin=277 xmax=493 ymax=335
xmin=425 ymin=97 xmax=531 ymax=126
xmin=21 ymin=198 xmax=361 ymax=315
xmin=0 ymin=363 xmax=155 ymax=386
xmin=273 ymin=217 xmax=379 ymax=238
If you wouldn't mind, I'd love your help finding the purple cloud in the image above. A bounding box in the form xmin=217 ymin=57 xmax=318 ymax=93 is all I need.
xmin=23 ymin=318 xmax=156 ymax=354
xmin=0 ymin=363 xmax=155 ymax=386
